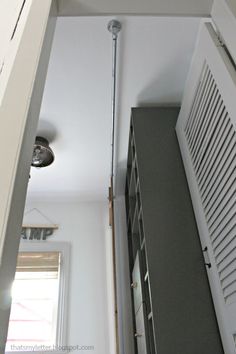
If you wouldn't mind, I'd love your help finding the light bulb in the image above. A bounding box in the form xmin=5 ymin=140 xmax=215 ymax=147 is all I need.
xmin=32 ymin=147 xmax=43 ymax=166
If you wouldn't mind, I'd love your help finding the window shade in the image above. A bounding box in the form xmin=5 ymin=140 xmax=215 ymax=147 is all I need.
xmin=16 ymin=251 xmax=60 ymax=272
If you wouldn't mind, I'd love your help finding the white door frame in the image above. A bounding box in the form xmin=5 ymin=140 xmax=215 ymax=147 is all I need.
xmin=0 ymin=1 xmax=57 ymax=352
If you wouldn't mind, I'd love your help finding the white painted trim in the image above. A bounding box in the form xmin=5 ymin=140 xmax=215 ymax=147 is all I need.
xmin=0 ymin=0 xmax=53 ymax=265
xmin=0 ymin=1 xmax=57 ymax=352
xmin=6 ymin=241 xmax=70 ymax=354
xmin=0 ymin=0 xmax=26 ymax=80
xmin=0 ymin=0 xmax=32 ymax=106
xmin=211 ymin=0 xmax=236 ymax=65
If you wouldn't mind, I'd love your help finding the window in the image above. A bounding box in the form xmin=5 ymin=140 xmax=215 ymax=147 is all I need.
xmin=6 ymin=242 xmax=69 ymax=353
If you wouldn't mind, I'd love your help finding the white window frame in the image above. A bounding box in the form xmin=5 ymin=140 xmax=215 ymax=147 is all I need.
xmin=6 ymin=241 xmax=70 ymax=354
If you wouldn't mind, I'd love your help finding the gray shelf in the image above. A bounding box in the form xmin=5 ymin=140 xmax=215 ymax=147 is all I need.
xmin=125 ymin=107 xmax=224 ymax=354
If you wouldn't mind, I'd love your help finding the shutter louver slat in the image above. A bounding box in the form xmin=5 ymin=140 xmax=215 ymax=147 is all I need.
xmin=188 ymin=70 xmax=214 ymax=151
xmin=202 ymin=137 xmax=236 ymax=206
xmin=204 ymin=169 xmax=235 ymax=220
xmin=207 ymin=181 xmax=236 ymax=227
xmin=213 ymin=224 xmax=236 ymax=253
xmin=219 ymin=259 xmax=236 ymax=280
xmin=185 ymin=64 xmax=209 ymax=136
xmin=206 ymin=169 xmax=236 ymax=222
xmin=210 ymin=202 xmax=236 ymax=241
xmin=216 ymin=235 xmax=236 ymax=265
xmin=200 ymin=126 xmax=234 ymax=201
xmin=196 ymin=112 xmax=228 ymax=184
xmin=191 ymin=85 xmax=219 ymax=163
xmin=194 ymin=94 xmax=223 ymax=172
xmin=221 ymin=268 xmax=236 ymax=287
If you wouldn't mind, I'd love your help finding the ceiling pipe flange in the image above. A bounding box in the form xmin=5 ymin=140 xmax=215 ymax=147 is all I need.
xmin=107 ymin=20 xmax=122 ymax=39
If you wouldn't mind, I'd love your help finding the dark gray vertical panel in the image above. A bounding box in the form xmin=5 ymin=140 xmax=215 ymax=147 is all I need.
xmin=114 ymin=196 xmax=135 ymax=354
xmin=125 ymin=107 xmax=224 ymax=354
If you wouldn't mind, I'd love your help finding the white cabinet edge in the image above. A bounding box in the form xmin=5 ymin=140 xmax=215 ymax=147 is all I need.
xmin=211 ymin=0 xmax=236 ymax=65
xmin=0 ymin=0 xmax=54 ymax=265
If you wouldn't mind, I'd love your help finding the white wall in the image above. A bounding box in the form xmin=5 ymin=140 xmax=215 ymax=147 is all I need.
xmin=28 ymin=16 xmax=201 ymax=202
xmin=23 ymin=200 xmax=115 ymax=354
xmin=58 ymin=0 xmax=213 ymax=16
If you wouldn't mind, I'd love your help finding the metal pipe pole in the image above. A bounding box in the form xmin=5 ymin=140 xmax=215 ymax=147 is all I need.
xmin=107 ymin=19 xmax=122 ymax=354
xmin=108 ymin=20 xmax=121 ymax=180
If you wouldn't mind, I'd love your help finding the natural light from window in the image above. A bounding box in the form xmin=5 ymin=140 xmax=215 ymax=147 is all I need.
xmin=6 ymin=252 xmax=61 ymax=352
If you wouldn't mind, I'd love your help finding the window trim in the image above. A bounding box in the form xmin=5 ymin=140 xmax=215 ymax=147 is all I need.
xmin=6 ymin=241 xmax=70 ymax=354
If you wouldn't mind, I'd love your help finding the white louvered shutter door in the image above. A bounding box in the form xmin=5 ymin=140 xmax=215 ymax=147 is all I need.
xmin=176 ymin=2 xmax=236 ymax=353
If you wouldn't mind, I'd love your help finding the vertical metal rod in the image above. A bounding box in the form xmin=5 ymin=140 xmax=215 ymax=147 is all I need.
xmin=108 ymin=19 xmax=121 ymax=354
xmin=108 ymin=19 xmax=121 ymax=180
xmin=110 ymin=33 xmax=117 ymax=179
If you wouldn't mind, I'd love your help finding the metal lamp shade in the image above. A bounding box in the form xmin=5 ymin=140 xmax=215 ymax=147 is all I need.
xmin=31 ymin=136 xmax=54 ymax=168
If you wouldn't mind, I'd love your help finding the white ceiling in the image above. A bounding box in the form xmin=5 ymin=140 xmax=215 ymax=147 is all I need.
xmin=27 ymin=16 xmax=201 ymax=202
